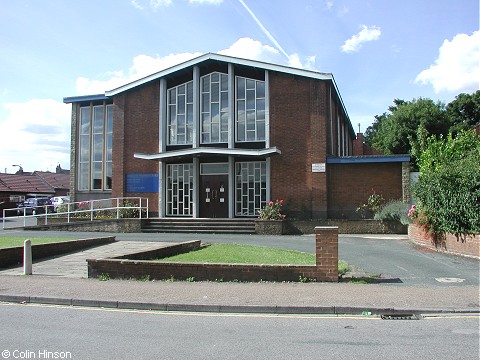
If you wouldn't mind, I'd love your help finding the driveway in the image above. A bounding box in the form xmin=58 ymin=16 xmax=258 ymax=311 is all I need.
xmin=1 ymin=229 xmax=478 ymax=286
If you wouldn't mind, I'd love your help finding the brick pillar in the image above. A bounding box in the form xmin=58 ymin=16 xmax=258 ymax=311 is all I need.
xmin=315 ymin=226 xmax=338 ymax=282
xmin=401 ymin=161 xmax=410 ymax=203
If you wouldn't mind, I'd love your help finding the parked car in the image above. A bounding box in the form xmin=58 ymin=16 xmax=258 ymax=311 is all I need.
xmin=51 ymin=196 xmax=70 ymax=211
xmin=17 ymin=198 xmax=53 ymax=215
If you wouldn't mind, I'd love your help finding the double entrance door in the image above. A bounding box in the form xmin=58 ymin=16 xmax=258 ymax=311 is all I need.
xmin=199 ymin=174 xmax=228 ymax=218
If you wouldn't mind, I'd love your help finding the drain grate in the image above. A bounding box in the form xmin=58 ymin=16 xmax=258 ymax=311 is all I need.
xmin=381 ymin=313 xmax=422 ymax=320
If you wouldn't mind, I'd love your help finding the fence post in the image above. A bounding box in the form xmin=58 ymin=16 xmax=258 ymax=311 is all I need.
xmin=24 ymin=239 xmax=32 ymax=275
xmin=90 ymin=201 xmax=94 ymax=221
xmin=67 ymin=203 xmax=71 ymax=223
xmin=116 ymin=198 xmax=120 ymax=219
xmin=314 ymin=226 xmax=339 ymax=282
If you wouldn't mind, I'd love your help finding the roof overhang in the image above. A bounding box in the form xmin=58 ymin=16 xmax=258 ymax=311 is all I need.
xmin=134 ymin=147 xmax=281 ymax=161
xmin=327 ymin=155 xmax=410 ymax=164
xmin=63 ymin=94 xmax=111 ymax=104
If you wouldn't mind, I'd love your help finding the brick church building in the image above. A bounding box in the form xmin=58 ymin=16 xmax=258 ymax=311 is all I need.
xmin=64 ymin=53 xmax=409 ymax=219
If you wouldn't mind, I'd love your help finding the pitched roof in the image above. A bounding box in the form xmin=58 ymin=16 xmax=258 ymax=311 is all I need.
xmin=0 ymin=173 xmax=54 ymax=194
xmin=34 ymin=171 xmax=70 ymax=190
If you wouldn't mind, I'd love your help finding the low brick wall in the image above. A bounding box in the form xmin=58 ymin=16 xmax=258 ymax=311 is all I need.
xmin=408 ymin=224 xmax=479 ymax=259
xmin=26 ymin=218 xmax=142 ymax=233
xmin=0 ymin=236 xmax=116 ymax=269
xmin=286 ymin=219 xmax=407 ymax=234
xmin=87 ymin=227 xmax=339 ymax=282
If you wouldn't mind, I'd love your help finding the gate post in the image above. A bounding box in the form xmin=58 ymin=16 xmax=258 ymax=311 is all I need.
xmin=314 ymin=226 xmax=338 ymax=282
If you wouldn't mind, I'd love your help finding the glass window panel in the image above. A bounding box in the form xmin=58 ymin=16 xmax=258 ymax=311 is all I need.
xmin=169 ymin=89 xmax=176 ymax=104
xmin=105 ymin=162 xmax=112 ymax=190
xmin=211 ymin=123 xmax=219 ymax=142
xmin=257 ymin=120 xmax=265 ymax=140
xmin=246 ymin=131 xmax=255 ymax=141
xmin=93 ymin=134 xmax=103 ymax=161
xmin=169 ymin=106 xmax=176 ymax=123
xmin=106 ymin=136 xmax=112 ymax=161
xmin=202 ymin=94 xmax=210 ymax=112
xmin=187 ymin=105 xmax=193 ymax=124
xmin=221 ymin=92 xmax=228 ymax=112
xmin=178 ymin=95 xmax=185 ymax=114
xmin=237 ymin=123 xmax=245 ymax=141
xmin=256 ymin=81 xmax=265 ymax=98
xmin=106 ymin=106 xmax=113 ymax=133
xmin=78 ymin=163 xmax=89 ymax=191
xmin=80 ymin=107 xmax=90 ymax=134
xmin=211 ymin=103 xmax=219 ymax=122
xmin=257 ymin=109 xmax=265 ymax=120
xmin=221 ymin=74 xmax=228 ymax=91
xmin=246 ymin=111 xmax=256 ymax=130
xmin=237 ymin=78 xmax=245 ymax=99
xmin=93 ymin=106 xmax=104 ymax=133
xmin=92 ymin=162 xmax=103 ymax=189
xmin=200 ymin=163 xmax=229 ymax=175
xmin=211 ymin=72 xmax=219 ymax=82
xmin=202 ymin=76 xmax=210 ymax=92
xmin=186 ymin=82 xmax=193 ymax=102
xmin=246 ymin=79 xmax=255 ymax=90
xmin=80 ymin=135 xmax=90 ymax=162
xmin=211 ymin=83 xmax=219 ymax=102
xmin=246 ymin=90 xmax=255 ymax=109
xmin=178 ymin=84 xmax=185 ymax=95
xmin=220 ymin=132 xmax=228 ymax=142
xmin=237 ymin=100 xmax=245 ymax=119
xmin=256 ymin=99 xmax=265 ymax=111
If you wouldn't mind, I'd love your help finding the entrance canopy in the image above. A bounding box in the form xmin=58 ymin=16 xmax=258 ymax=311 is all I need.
xmin=134 ymin=147 xmax=281 ymax=161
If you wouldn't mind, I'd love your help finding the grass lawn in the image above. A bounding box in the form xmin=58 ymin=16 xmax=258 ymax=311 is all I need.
xmin=158 ymin=243 xmax=350 ymax=275
xmin=0 ymin=236 xmax=74 ymax=249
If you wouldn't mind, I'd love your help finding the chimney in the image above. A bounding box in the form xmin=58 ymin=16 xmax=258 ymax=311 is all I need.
xmin=353 ymin=133 xmax=364 ymax=156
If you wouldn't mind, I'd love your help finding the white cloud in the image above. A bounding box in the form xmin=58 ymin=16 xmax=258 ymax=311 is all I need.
xmin=341 ymin=25 xmax=381 ymax=53
xmin=77 ymin=37 xmax=319 ymax=95
xmin=76 ymin=52 xmax=202 ymax=94
xmin=0 ymin=99 xmax=71 ymax=172
xmin=415 ymin=31 xmax=480 ymax=93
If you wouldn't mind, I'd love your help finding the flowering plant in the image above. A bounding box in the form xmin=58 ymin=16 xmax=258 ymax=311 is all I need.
xmin=258 ymin=199 xmax=286 ymax=221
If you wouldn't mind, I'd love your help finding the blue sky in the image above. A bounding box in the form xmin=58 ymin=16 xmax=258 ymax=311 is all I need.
xmin=0 ymin=0 xmax=478 ymax=172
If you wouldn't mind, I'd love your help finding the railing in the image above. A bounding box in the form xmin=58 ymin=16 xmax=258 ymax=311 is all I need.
xmin=2 ymin=197 xmax=149 ymax=229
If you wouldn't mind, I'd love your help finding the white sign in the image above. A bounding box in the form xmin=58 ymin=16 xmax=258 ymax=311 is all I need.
xmin=312 ymin=163 xmax=326 ymax=173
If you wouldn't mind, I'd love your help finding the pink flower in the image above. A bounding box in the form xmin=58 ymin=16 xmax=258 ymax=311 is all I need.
xmin=268 ymin=201 xmax=274 ymax=206
xmin=280 ymin=199 xmax=284 ymax=204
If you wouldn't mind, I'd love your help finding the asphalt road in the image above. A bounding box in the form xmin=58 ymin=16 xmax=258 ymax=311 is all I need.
xmin=0 ymin=302 xmax=478 ymax=360
xmin=1 ymin=229 xmax=479 ymax=287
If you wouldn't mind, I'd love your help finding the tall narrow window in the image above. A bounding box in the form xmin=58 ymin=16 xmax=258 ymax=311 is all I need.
xmin=235 ymin=161 xmax=267 ymax=216
xmin=166 ymin=164 xmax=193 ymax=216
xmin=105 ymin=105 xmax=113 ymax=189
xmin=168 ymin=81 xmax=193 ymax=145
xmin=78 ymin=107 xmax=91 ymax=191
xmin=201 ymin=72 xmax=229 ymax=143
xmin=77 ymin=102 xmax=113 ymax=192
xmin=236 ymin=77 xmax=265 ymax=142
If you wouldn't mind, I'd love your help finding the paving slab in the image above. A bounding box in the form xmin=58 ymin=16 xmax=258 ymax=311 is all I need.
xmin=0 ymin=241 xmax=176 ymax=278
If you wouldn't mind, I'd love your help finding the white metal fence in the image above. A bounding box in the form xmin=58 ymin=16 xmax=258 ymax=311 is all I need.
xmin=2 ymin=197 xmax=149 ymax=229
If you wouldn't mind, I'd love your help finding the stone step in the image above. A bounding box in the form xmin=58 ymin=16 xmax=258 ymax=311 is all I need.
xmin=141 ymin=218 xmax=256 ymax=234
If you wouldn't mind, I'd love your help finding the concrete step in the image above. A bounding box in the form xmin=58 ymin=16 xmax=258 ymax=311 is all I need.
xmin=141 ymin=218 xmax=256 ymax=234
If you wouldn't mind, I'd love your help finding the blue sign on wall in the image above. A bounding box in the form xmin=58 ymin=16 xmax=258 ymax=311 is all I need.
xmin=126 ymin=173 xmax=159 ymax=193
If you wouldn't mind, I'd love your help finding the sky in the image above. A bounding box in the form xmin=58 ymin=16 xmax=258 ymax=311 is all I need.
xmin=0 ymin=0 xmax=478 ymax=173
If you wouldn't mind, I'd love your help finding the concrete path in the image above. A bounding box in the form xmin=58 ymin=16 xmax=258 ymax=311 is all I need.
xmin=0 ymin=241 xmax=175 ymax=278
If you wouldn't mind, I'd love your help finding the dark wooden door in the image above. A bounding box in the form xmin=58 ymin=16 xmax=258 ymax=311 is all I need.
xmin=199 ymin=175 xmax=228 ymax=218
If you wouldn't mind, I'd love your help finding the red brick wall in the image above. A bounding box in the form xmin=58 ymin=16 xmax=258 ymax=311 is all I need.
xmin=327 ymin=162 xmax=403 ymax=218
xmin=409 ymin=224 xmax=480 ymax=258
xmin=87 ymin=227 xmax=339 ymax=282
xmin=112 ymin=83 xmax=160 ymax=213
xmin=269 ymin=72 xmax=329 ymax=218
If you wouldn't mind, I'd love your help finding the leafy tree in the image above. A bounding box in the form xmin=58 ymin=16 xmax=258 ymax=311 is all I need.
xmin=364 ymin=98 xmax=450 ymax=158
xmin=446 ymin=90 xmax=480 ymax=132
xmin=412 ymin=130 xmax=480 ymax=239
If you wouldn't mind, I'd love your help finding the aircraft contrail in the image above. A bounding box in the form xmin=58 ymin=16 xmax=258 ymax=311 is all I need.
xmin=237 ymin=0 xmax=290 ymax=61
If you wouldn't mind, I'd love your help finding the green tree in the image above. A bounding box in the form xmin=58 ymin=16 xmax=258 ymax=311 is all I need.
xmin=446 ymin=90 xmax=480 ymax=132
xmin=412 ymin=130 xmax=480 ymax=239
xmin=364 ymin=98 xmax=450 ymax=158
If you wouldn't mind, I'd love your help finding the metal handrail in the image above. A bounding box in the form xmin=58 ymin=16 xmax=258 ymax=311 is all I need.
xmin=2 ymin=197 xmax=149 ymax=229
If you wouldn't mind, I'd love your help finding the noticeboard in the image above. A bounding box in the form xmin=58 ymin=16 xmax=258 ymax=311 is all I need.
xmin=126 ymin=173 xmax=159 ymax=193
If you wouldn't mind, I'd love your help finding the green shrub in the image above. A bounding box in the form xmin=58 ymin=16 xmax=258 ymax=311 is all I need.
xmin=374 ymin=200 xmax=410 ymax=225
xmin=356 ymin=191 xmax=385 ymax=219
